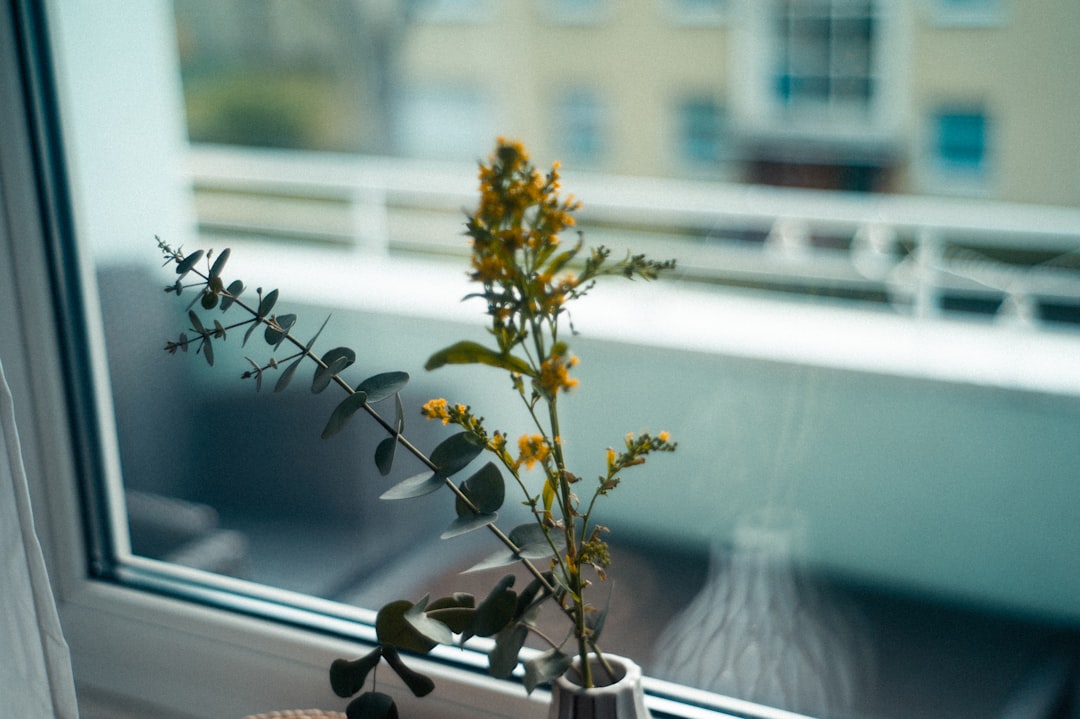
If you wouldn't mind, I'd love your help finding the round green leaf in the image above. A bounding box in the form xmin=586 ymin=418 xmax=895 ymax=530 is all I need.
xmin=209 ymin=247 xmax=230 ymax=278
xmin=313 ymin=346 xmax=356 ymax=393
xmin=381 ymin=646 xmax=436 ymax=699
xmin=488 ymin=623 xmax=528 ymax=679
xmin=430 ymin=431 xmax=484 ymax=478
xmin=523 ymin=650 xmax=573 ymax=694
xmin=321 ymin=391 xmax=369 ymax=439
xmin=379 ymin=471 xmax=444 ymax=500
xmin=358 ymin=371 xmax=410 ymax=403
xmin=175 ymin=249 xmax=203 ymax=278
xmin=329 ymin=648 xmax=382 ymax=698
xmin=274 ymin=355 xmax=304 ymax=393
xmin=404 ymin=596 xmax=453 ymax=645
xmin=441 ymin=512 xmax=498 ymax=540
xmin=468 ymin=575 xmax=517 ymax=639
xmin=455 ymin=462 xmax=505 ymax=517
xmin=375 ymin=600 xmax=436 ymax=654
xmin=346 ymin=691 xmax=397 ymax=719
xmin=220 ymin=279 xmax=244 ymax=311
xmin=374 ymin=436 xmax=397 ymax=476
xmin=256 ymin=288 xmax=278 ymax=318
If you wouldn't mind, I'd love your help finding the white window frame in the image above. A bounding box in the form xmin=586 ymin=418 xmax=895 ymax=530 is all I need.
xmin=0 ymin=5 xmax=549 ymax=719
xmin=8 ymin=3 xmax=1080 ymax=718
xmin=0 ymin=4 xmax=792 ymax=718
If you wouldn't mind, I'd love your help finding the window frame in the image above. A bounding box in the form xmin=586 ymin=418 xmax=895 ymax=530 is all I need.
xmin=0 ymin=3 xmax=548 ymax=718
xmin=8 ymin=2 xmax=1080 ymax=718
xmin=0 ymin=4 xmax=796 ymax=718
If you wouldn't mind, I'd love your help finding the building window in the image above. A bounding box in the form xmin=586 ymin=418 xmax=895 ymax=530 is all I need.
xmin=774 ymin=0 xmax=876 ymax=112
xmin=395 ymin=87 xmax=495 ymax=160
xmin=666 ymin=0 xmax=727 ymax=26
xmin=555 ymin=89 xmax=606 ymax=164
xmin=933 ymin=108 xmax=989 ymax=171
xmin=545 ymin=0 xmax=608 ymax=26
xmin=406 ymin=0 xmax=491 ymax=24
xmin=677 ymin=97 xmax=727 ymax=165
xmin=930 ymin=0 xmax=1007 ymax=28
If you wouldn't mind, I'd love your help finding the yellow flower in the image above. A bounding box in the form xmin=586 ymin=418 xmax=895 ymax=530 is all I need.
xmin=539 ymin=353 xmax=579 ymax=397
xmin=421 ymin=398 xmax=451 ymax=424
xmin=517 ymin=434 xmax=550 ymax=470
xmin=658 ymin=431 xmax=671 ymax=443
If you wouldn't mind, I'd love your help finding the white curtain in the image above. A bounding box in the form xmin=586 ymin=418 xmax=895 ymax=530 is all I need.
xmin=0 ymin=360 xmax=80 ymax=718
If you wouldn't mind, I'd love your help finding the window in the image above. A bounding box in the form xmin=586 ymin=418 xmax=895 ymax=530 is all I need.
xmin=545 ymin=0 xmax=609 ymax=26
xmin=396 ymin=87 xmax=495 ymax=160
xmin=930 ymin=0 xmax=1007 ymax=27
xmin=675 ymin=97 xmax=727 ymax=166
xmin=6 ymin=2 xmax=1080 ymax=718
xmin=554 ymin=89 xmax=606 ymax=165
xmin=665 ymin=0 xmax=726 ymax=26
xmin=407 ymin=0 xmax=491 ymax=24
xmin=934 ymin=108 xmax=988 ymax=170
xmin=922 ymin=106 xmax=993 ymax=194
xmin=774 ymin=0 xmax=876 ymax=113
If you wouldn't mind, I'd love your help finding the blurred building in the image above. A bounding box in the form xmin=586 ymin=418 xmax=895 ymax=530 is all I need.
xmin=174 ymin=0 xmax=1080 ymax=206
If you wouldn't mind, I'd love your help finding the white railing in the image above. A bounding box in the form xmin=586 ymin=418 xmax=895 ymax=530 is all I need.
xmin=188 ymin=144 xmax=1080 ymax=327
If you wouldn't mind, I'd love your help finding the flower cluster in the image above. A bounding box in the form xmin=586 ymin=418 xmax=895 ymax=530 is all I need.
xmin=420 ymin=139 xmax=677 ymax=689
xmin=159 ymin=139 xmax=678 ymax=714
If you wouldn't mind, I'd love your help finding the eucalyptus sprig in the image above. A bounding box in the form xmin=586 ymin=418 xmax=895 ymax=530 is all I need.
xmin=159 ymin=139 xmax=676 ymax=719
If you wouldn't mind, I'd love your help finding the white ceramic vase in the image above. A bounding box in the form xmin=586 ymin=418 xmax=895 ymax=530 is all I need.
xmin=548 ymin=654 xmax=651 ymax=719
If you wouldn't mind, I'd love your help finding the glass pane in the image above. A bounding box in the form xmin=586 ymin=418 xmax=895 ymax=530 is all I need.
xmin=47 ymin=2 xmax=1080 ymax=718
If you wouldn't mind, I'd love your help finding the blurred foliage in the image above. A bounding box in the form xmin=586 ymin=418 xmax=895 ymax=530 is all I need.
xmin=183 ymin=71 xmax=358 ymax=151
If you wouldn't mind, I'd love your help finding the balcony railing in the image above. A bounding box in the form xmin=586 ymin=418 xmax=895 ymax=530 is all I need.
xmin=188 ymin=144 xmax=1080 ymax=327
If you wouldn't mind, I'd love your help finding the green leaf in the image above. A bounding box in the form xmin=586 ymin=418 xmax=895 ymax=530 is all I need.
xmin=264 ymin=313 xmax=296 ymax=348
xmin=464 ymin=523 xmax=564 ymax=573
xmin=322 ymin=391 xmax=369 ymax=439
xmin=200 ymin=289 xmax=218 ymax=310
xmin=188 ymin=310 xmax=205 ymax=334
xmin=220 ymin=279 xmax=244 ymax=311
xmin=175 ymin=249 xmax=204 ymax=278
xmin=376 ymin=600 xmax=437 ymax=654
xmin=430 ymin=431 xmax=484 ymax=477
xmin=380 ymin=471 xmax=444 ymax=500
xmin=441 ymin=512 xmax=498 ymax=540
xmin=313 ymin=346 xmax=356 ymax=393
xmin=509 ymin=522 xmax=563 ymax=559
xmin=425 ymin=340 xmax=533 ymax=376
xmin=256 ymin=288 xmax=279 ymax=318
xmin=523 ymin=650 xmax=573 ymax=694
xmin=488 ymin=623 xmax=528 ymax=679
xmin=381 ymin=646 xmax=436 ymax=699
xmin=515 ymin=572 xmax=554 ymax=619
xmin=424 ymin=594 xmax=475 ymax=634
xmin=329 ymin=648 xmax=382 ymax=698
xmin=455 ymin=462 xmax=505 ymax=517
xmin=200 ymin=336 xmax=214 ymax=367
xmin=466 ymin=575 xmax=516 ymax=639
xmin=346 ymin=691 xmax=398 ymax=719
xmin=404 ymin=596 xmax=453 ymax=645
xmin=209 ymin=247 xmax=230 ymax=278
xmin=358 ymin=371 xmax=409 ymax=403
xmin=274 ymin=355 xmax=304 ymax=393
xmin=375 ymin=436 xmax=397 ymax=476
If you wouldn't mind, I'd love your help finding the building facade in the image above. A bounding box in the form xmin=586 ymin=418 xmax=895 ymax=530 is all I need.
xmin=387 ymin=0 xmax=1080 ymax=206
